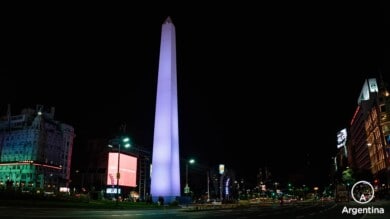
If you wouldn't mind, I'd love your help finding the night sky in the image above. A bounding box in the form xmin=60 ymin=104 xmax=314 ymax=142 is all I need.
xmin=1 ymin=2 xmax=388 ymax=188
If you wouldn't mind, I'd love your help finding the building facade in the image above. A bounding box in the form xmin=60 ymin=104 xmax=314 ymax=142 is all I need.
xmin=70 ymin=138 xmax=151 ymax=201
xmin=0 ymin=105 xmax=75 ymax=191
xmin=369 ymin=79 xmax=390 ymax=185
xmin=350 ymin=104 xmax=371 ymax=170
xmin=349 ymin=78 xmax=390 ymax=187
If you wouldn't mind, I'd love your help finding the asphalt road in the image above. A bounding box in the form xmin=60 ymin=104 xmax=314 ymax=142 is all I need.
xmin=1 ymin=201 xmax=389 ymax=218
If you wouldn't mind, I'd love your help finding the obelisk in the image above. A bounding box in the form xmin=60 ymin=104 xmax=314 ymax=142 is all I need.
xmin=151 ymin=16 xmax=180 ymax=203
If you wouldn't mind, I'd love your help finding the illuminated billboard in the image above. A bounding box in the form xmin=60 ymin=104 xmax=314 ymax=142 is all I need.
xmin=219 ymin=164 xmax=225 ymax=174
xmin=357 ymin=78 xmax=378 ymax=105
xmin=106 ymin=187 xmax=121 ymax=194
xmin=107 ymin=152 xmax=137 ymax=187
xmin=337 ymin=128 xmax=347 ymax=149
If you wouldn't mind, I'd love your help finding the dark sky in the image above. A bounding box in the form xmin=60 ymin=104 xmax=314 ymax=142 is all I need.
xmin=1 ymin=2 xmax=388 ymax=187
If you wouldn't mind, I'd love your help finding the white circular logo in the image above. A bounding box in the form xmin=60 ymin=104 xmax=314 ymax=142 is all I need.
xmin=351 ymin=180 xmax=375 ymax=204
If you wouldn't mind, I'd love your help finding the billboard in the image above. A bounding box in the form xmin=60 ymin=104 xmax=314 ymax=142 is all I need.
xmin=106 ymin=187 xmax=121 ymax=194
xmin=107 ymin=152 xmax=137 ymax=187
xmin=358 ymin=78 xmax=378 ymax=105
xmin=219 ymin=164 xmax=225 ymax=174
xmin=337 ymin=128 xmax=347 ymax=149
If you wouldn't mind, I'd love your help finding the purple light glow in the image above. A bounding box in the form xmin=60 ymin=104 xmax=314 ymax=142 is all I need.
xmin=151 ymin=17 xmax=181 ymax=201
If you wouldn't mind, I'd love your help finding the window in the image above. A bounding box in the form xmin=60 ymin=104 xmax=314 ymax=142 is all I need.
xmin=385 ymin=135 xmax=390 ymax=145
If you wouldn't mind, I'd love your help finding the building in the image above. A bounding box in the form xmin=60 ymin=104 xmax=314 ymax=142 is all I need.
xmin=349 ymin=78 xmax=390 ymax=186
xmin=0 ymin=105 xmax=75 ymax=191
xmin=70 ymin=137 xmax=151 ymax=201
xmin=71 ymin=139 xmax=109 ymax=192
xmin=350 ymin=104 xmax=371 ymax=171
xmin=367 ymin=79 xmax=390 ymax=185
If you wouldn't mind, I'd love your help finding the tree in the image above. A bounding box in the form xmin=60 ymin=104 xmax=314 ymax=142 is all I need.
xmin=342 ymin=168 xmax=355 ymax=186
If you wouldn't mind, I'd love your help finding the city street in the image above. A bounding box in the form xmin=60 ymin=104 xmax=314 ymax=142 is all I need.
xmin=1 ymin=6 xmax=388 ymax=219
xmin=1 ymin=201 xmax=389 ymax=218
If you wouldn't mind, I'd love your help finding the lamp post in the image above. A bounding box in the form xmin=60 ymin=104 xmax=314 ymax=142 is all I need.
xmin=184 ymin=159 xmax=195 ymax=195
xmin=109 ymin=136 xmax=130 ymax=205
xmin=274 ymin=182 xmax=279 ymax=198
xmin=314 ymin=186 xmax=319 ymax=201
xmin=207 ymin=170 xmax=210 ymax=202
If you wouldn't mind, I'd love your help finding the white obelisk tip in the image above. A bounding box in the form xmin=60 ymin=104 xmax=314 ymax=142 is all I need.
xmin=164 ymin=16 xmax=172 ymax=24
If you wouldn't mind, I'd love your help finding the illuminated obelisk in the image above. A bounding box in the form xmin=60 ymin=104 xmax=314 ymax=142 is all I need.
xmin=151 ymin=17 xmax=180 ymax=203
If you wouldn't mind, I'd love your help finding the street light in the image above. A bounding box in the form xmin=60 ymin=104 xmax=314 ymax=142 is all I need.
xmin=274 ymin=182 xmax=279 ymax=191
xmin=314 ymin=186 xmax=319 ymax=199
xmin=184 ymin=159 xmax=195 ymax=195
xmin=109 ymin=136 xmax=131 ymax=205
xmin=207 ymin=170 xmax=210 ymax=202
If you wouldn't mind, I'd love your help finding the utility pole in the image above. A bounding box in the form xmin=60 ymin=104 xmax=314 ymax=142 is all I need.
xmin=116 ymin=140 xmax=121 ymax=206
xmin=110 ymin=123 xmax=130 ymax=206
xmin=220 ymin=173 xmax=224 ymax=201
xmin=184 ymin=159 xmax=195 ymax=195
xmin=143 ymin=157 xmax=148 ymax=200
xmin=207 ymin=171 xmax=210 ymax=202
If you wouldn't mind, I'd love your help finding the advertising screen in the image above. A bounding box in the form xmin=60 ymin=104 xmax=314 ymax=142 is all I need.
xmin=106 ymin=187 xmax=121 ymax=194
xmin=219 ymin=164 xmax=225 ymax=174
xmin=337 ymin=128 xmax=347 ymax=149
xmin=357 ymin=78 xmax=378 ymax=104
xmin=107 ymin=152 xmax=137 ymax=187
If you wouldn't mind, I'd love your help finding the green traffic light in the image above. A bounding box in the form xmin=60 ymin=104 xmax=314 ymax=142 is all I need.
xmin=122 ymin=137 xmax=130 ymax=143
